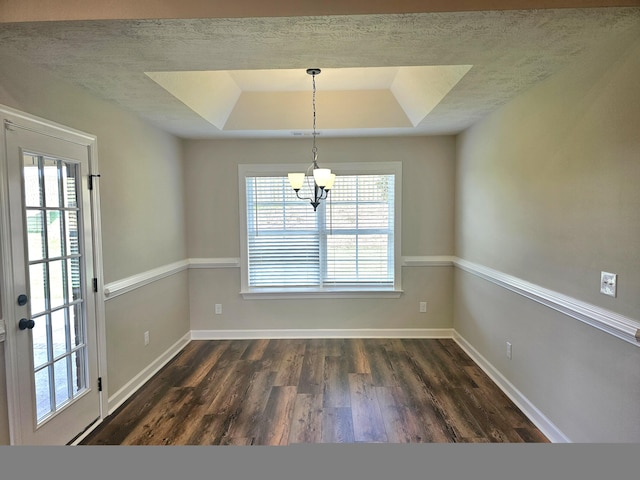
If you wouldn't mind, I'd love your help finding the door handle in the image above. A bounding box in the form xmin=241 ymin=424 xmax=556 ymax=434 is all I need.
xmin=19 ymin=318 xmax=35 ymax=330
xmin=17 ymin=294 xmax=28 ymax=306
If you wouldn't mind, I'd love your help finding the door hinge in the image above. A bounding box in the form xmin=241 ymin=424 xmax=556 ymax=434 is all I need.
xmin=88 ymin=174 xmax=101 ymax=190
xmin=93 ymin=278 xmax=98 ymax=293
xmin=98 ymin=377 xmax=102 ymax=392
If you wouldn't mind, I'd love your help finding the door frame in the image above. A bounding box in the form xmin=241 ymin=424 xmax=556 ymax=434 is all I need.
xmin=0 ymin=104 xmax=108 ymax=444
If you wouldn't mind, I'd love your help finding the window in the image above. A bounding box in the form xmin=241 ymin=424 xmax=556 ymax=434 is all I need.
xmin=239 ymin=162 xmax=402 ymax=298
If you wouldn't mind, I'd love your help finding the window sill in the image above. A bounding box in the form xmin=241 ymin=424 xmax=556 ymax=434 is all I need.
xmin=240 ymin=288 xmax=403 ymax=300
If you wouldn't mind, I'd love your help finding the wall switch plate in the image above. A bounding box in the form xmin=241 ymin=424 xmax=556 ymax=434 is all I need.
xmin=215 ymin=304 xmax=222 ymax=315
xmin=419 ymin=302 xmax=427 ymax=313
xmin=144 ymin=331 xmax=150 ymax=346
xmin=506 ymin=341 xmax=512 ymax=359
xmin=600 ymin=272 xmax=617 ymax=297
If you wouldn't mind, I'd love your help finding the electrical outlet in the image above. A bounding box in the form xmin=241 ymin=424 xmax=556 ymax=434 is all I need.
xmin=144 ymin=331 xmax=150 ymax=346
xmin=600 ymin=272 xmax=617 ymax=297
xmin=506 ymin=341 xmax=512 ymax=359
xmin=215 ymin=304 xmax=222 ymax=315
xmin=419 ymin=301 xmax=427 ymax=313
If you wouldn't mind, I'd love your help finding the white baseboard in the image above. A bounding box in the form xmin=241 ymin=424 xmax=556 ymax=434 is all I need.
xmin=191 ymin=328 xmax=455 ymax=340
xmin=453 ymin=330 xmax=571 ymax=443
xmin=107 ymin=332 xmax=191 ymax=415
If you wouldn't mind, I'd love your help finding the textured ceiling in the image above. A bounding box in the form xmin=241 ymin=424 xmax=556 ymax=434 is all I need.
xmin=1 ymin=7 xmax=639 ymax=139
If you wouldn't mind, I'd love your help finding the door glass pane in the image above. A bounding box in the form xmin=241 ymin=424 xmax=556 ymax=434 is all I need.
xmin=51 ymin=309 xmax=68 ymax=359
xmin=44 ymin=158 xmax=60 ymax=208
xmin=48 ymin=259 xmax=66 ymax=309
xmin=70 ymin=303 xmax=83 ymax=348
xmin=23 ymin=155 xmax=42 ymax=207
xmin=54 ymin=359 xmax=71 ymax=408
xmin=65 ymin=211 xmax=79 ymax=255
xmin=47 ymin=211 xmax=64 ymax=258
xmin=67 ymin=258 xmax=82 ymax=302
xmin=34 ymin=367 xmax=52 ymax=422
xmin=32 ymin=314 xmax=49 ymax=369
xmin=29 ymin=263 xmax=47 ymax=315
xmin=26 ymin=210 xmax=45 ymax=262
xmin=71 ymin=350 xmax=86 ymax=395
xmin=62 ymin=162 xmax=78 ymax=208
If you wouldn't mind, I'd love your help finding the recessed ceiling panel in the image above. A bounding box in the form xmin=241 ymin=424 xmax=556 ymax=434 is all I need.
xmin=146 ymin=71 xmax=241 ymax=130
xmin=145 ymin=66 xmax=470 ymax=132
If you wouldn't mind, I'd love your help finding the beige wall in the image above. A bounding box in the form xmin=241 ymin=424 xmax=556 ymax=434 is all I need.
xmin=454 ymin=30 xmax=640 ymax=441
xmin=0 ymin=53 xmax=190 ymax=443
xmin=185 ymin=136 xmax=456 ymax=331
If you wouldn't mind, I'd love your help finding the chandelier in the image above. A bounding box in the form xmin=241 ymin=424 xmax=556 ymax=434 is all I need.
xmin=288 ymin=68 xmax=335 ymax=211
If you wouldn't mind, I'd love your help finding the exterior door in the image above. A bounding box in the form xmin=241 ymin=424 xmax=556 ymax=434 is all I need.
xmin=2 ymin=111 xmax=102 ymax=444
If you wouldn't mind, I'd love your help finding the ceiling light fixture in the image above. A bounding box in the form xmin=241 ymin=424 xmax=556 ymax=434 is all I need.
xmin=288 ymin=68 xmax=335 ymax=211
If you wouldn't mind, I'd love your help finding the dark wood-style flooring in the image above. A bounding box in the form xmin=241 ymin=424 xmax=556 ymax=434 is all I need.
xmin=80 ymin=338 xmax=549 ymax=445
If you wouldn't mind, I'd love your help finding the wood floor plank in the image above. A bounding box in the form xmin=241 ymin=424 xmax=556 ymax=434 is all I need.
xmin=462 ymin=364 xmax=538 ymax=428
xmin=346 ymin=338 xmax=371 ymax=374
xmin=364 ymin=339 xmax=399 ymax=387
xmin=349 ymin=373 xmax=388 ymax=443
xmin=254 ymin=386 xmax=298 ymax=446
xmin=375 ymin=386 xmax=429 ymax=443
xmin=288 ymin=394 xmax=323 ymax=444
xmin=178 ymin=340 xmax=231 ymax=388
xmin=205 ymin=360 xmax=257 ymax=416
xmin=384 ymin=349 xmax=455 ymax=442
xmin=297 ymin=345 xmax=326 ymax=395
xmin=81 ymin=338 xmax=550 ymax=445
xmin=119 ymin=386 xmax=194 ymax=445
xmin=273 ymin=341 xmax=306 ymax=386
xmin=241 ymin=339 xmax=271 ymax=361
xmin=323 ymin=354 xmax=351 ymax=408
xmin=321 ymin=407 xmax=355 ymax=443
xmin=224 ymin=370 xmax=276 ymax=440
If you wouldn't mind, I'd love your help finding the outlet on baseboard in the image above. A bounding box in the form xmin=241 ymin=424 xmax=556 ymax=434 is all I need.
xmin=419 ymin=301 xmax=427 ymax=313
xmin=215 ymin=304 xmax=222 ymax=315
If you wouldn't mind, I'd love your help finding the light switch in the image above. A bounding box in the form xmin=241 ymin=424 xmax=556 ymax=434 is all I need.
xmin=600 ymin=272 xmax=617 ymax=297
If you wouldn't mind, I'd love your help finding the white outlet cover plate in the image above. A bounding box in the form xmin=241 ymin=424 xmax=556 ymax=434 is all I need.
xmin=600 ymin=272 xmax=617 ymax=297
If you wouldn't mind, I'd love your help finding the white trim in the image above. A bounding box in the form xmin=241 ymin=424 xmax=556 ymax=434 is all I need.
xmin=103 ymin=260 xmax=189 ymax=299
xmin=191 ymin=328 xmax=454 ymax=340
xmin=402 ymin=256 xmax=455 ymax=267
xmin=100 ymin=256 xmax=457 ymax=299
xmin=453 ymin=331 xmax=570 ymax=443
xmin=238 ymin=161 xmax=403 ymax=296
xmin=86 ymin=124 xmax=109 ymax=429
xmin=239 ymin=289 xmax=403 ymax=300
xmin=188 ymin=257 xmax=240 ymax=269
xmin=454 ymin=258 xmax=640 ymax=347
xmin=107 ymin=332 xmax=191 ymax=414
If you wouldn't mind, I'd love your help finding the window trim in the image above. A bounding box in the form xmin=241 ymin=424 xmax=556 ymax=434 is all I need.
xmin=238 ymin=162 xmax=402 ymax=299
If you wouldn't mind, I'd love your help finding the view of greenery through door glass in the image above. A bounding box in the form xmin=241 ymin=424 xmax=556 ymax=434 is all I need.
xmin=23 ymin=154 xmax=88 ymax=423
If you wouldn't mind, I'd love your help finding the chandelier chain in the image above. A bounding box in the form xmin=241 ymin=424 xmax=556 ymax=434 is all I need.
xmin=312 ymin=71 xmax=318 ymax=160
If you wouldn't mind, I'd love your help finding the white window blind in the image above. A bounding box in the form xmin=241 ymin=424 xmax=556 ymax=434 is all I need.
xmin=243 ymin=168 xmax=397 ymax=293
xmin=323 ymin=174 xmax=394 ymax=287
xmin=246 ymin=176 xmax=320 ymax=287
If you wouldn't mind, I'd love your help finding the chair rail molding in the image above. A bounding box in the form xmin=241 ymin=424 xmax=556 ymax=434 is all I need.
xmin=454 ymin=258 xmax=640 ymax=347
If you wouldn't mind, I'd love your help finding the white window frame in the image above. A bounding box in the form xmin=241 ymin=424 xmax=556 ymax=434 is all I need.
xmin=238 ymin=162 xmax=402 ymax=299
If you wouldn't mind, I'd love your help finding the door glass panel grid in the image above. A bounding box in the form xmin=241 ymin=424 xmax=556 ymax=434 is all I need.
xmin=22 ymin=153 xmax=89 ymax=425
xmin=34 ymin=345 xmax=88 ymax=423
